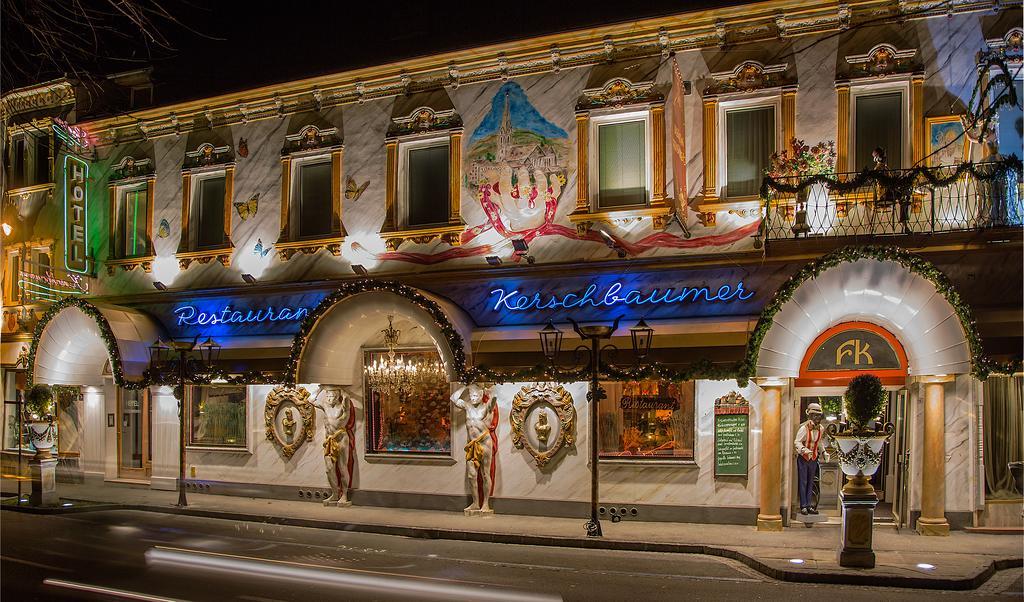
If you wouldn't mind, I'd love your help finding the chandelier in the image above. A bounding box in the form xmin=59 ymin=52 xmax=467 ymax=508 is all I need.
xmin=364 ymin=315 xmax=447 ymax=396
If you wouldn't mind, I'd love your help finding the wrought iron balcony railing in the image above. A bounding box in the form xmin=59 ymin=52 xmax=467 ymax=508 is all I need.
xmin=758 ymin=158 xmax=1023 ymax=243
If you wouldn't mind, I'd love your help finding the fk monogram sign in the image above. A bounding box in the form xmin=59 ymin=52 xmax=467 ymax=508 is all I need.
xmin=807 ymin=328 xmax=901 ymax=372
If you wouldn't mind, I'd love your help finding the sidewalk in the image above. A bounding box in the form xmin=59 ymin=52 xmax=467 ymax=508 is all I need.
xmin=2 ymin=479 xmax=1020 ymax=591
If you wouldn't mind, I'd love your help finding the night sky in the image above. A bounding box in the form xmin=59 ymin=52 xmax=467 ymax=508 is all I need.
xmin=3 ymin=0 xmax=746 ymax=105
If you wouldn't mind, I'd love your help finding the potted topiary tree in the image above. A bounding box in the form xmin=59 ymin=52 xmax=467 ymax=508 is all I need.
xmin=827 ymin=374 xmax=894 ymax=493
xmin=23 ymin=384 xmax=56 ymax=460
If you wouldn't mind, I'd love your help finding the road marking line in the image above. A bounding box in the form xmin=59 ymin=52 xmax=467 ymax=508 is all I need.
xmin=43 ymin=579 xmax=182 ymax=602
xmin=0 ymin=555 xmax=74 ymax=572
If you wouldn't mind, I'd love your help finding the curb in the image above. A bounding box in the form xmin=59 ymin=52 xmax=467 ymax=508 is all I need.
xmin=4 ymin=501 xmax=1021 ymax=591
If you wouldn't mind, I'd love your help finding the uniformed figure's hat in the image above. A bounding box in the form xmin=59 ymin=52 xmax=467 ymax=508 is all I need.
xmin=806 ymin=402 xmax=823 ymax=415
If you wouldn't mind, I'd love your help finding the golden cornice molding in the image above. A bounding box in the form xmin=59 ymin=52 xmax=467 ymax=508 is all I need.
xmin=75 ymin=0 xmax=1013 ymax=146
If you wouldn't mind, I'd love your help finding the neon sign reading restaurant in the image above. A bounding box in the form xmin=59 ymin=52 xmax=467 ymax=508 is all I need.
xmin=173 ymin=304 xmax=310 ymax=326
xmin=490 ymin=280 xmax=755 ymax=312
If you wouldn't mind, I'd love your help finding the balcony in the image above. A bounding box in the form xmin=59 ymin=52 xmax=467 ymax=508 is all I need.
xmin=758 ymin=160 xmax=1023 ymax=244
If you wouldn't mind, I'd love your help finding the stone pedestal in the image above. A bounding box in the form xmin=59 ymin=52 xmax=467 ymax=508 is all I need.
xmin=323 ymin=499 xmax=352 ymax=507
xmin=29 ymin=457 xmax=59 ymax=507
xmin=837 ymin=477 xmax=879 ymax=568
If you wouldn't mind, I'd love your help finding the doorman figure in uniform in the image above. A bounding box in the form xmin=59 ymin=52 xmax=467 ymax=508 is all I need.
xmin=794 ymin=402 xmax=830 ymax=515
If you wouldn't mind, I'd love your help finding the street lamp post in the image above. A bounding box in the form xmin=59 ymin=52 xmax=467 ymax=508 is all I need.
xmin=149 ymin=336 xmax=221 ymax=507
xmin=538 ymin=316 xmax=655 ymax=537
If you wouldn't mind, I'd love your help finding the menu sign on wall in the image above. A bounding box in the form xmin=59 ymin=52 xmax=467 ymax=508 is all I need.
xmin=714 ymin=393 xmax=750 ymax=477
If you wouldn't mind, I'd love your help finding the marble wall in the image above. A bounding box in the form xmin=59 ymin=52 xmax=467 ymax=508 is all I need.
xmin=176 ymin=379 xmax=765 ymax=512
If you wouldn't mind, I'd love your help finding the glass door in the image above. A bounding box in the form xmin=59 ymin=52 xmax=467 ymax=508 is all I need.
xmin=117 ymin=388 xmax=151 ymax=479
xmin=889 ymin=389 xmax=911 ymax=529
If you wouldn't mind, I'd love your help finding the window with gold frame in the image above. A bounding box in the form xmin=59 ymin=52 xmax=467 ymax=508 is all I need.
xmin=598 ymin=380 xmax=695 ymax=460
xmin=363 ymin=349 xmax=452 ymax=455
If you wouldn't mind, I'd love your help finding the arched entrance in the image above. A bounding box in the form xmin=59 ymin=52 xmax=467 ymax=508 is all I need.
xmin=748 ymin=248 xmax=975 ymax=535
xmin=29 ymin=298 xmax=164 ymax=483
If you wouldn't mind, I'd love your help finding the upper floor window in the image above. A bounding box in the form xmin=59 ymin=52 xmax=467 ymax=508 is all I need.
xmin=594 ymin=111 xmax=649 ymax=209
xmin=401 ymin=137 xmax=451 ymax=228
xmin=179 ymin=142 xmax=235 ymax=259
xmin=108 ymin=156 xmax=155 ymax=264
xmin=854 ymin=90 xmax=905 ymax=170
xmin=381 ymin=102 xmax=465 ymax=248
xmin=996 ymin=78 xmax=1023 ymax=158
xmin=4 ymin=245 xmax=53 ymax=305
xmin=725 ymin=105 xmax=776 ymax=197
xmin=6 ymin=132 xmax=50 ymax=190
xmin=279 ymin=125 xmax=345 ymax=248
xmin=295 ymin=159 xmax=333 ymax=238
xmin=194 ymin=174 xmax=227 ymax=250
xmin=115 ymin=185 xmax=149 ymax=258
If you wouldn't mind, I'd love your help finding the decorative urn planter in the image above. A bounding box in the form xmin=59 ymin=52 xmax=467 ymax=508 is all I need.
xmin=827 ymin=426 xmax=895 ymax=495
xmin=27 ymin=420 xmax=55 ymax=460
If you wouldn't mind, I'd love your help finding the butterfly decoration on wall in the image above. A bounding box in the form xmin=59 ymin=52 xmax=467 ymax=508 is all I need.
xmin=238 ymin=138 xmax=249 ymax=158
xmin=234 ymin=193 xmax=259 ymax=221
xmin=345 ymin=177 xmax=369 ymax=201
xmin=253 ymin=238 xmax=272 ymax=258
xmin=156 ymin=219 xmax=171 ymax=238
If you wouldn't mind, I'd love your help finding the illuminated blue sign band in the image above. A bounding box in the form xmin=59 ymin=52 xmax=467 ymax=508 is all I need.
xmin=490 ymin=281 xmax=754 ymax=312
xmin=174 ymin=304 xmax=310 ymax=327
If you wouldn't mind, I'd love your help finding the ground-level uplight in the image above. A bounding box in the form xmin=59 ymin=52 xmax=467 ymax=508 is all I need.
xmin=789 ymin=558 xmax=805 ymax=564
xmin=916 ymin=563 xmax=935 ymax=570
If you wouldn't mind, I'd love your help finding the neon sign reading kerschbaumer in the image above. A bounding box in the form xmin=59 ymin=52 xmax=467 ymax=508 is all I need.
xmin=489 ymin=281 xmax=755 ymax=313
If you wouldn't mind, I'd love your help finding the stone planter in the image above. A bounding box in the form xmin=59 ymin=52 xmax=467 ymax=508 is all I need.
xmin=26 ymin=421 xmax=55 ymax=460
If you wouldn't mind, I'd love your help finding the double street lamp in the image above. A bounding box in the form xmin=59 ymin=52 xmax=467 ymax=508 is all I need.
xmin=538 ymin=317 xmax=655 ymax=537
xmin=148 ymin=336 xmax=222 ymax=507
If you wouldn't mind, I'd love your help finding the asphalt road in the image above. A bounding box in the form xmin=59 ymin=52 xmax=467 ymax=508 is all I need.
xmin=1 ymin=509 xmax=1020 ymax=601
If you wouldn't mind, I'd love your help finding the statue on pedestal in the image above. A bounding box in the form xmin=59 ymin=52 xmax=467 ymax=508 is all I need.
xmin=452 ymin=384 xmax=498 ymax=515
xmin=313 ymin=385 xmax=355 ymax=506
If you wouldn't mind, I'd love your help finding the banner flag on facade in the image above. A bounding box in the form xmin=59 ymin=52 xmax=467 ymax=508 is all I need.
xmin=671 ymin=56 xmax=689 ymax=225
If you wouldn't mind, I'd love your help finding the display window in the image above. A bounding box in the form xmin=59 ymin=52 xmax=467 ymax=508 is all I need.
xmin=598 ymin=380 xmax=695 ymax=460
xmin=189 ymin=385 xmax=247 ymax=449
xmin=364 ymin=350 xmax=451 ymax=454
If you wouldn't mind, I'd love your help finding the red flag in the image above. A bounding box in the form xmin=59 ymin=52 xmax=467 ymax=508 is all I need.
xmin=671 ymin=57 xmax=688 ymax=222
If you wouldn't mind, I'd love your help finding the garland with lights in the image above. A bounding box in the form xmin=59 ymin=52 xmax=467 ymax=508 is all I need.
xmin=759 ymin=155 xmax=1022 ymax=199
xmin=738 ymin=245 xmax=1022 ymax=386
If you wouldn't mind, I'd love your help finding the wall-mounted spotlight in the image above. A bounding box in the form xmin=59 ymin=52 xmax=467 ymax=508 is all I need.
xmin=241 ymin=273 xmax=257 ymax=285
xmin=351 ymin=264 xmax=368 ymax=276
xmin=1 ymin=223 xmax=11 ymax=237
xmin=511 ymin=239 xmax=535 ymax=264
xmin=485 ymin=255 xmax=502 ymax=266
xmin=153 ymin=281 xmax=167 ymax=291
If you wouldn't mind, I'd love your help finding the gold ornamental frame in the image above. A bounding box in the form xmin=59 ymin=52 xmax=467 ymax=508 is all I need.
xmin=265 ymin=385 xmax=315 ymax=458
xmin=510 ymin=383 xmax=576 ymax=469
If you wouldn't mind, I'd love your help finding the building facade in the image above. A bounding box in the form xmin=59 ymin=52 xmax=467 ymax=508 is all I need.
xmin=2 ymin=0 xmax=1022 ymax=533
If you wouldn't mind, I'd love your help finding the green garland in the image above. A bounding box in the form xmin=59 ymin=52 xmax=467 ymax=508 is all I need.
xmin=738 ymin=245 xmax=1022 ymax=386
xmin=759 ymin=155 xmax=1022 ymax=199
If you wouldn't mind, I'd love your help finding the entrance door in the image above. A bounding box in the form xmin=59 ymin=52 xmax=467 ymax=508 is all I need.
xmin=889 ymin=388 xmax=911 ymax=528
xmin=117 ymin=388 xmax=151 ymax=479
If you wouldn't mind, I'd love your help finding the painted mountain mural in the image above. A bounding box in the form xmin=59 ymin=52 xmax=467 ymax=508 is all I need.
xmin=466 ymin=82 xmax=570 ymax=233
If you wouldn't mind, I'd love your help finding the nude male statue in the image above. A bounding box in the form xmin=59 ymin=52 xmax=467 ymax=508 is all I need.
xmin=452 ymin=383 xmax=498 ymax=515
xmin=312 ymin=385 xmax=354 ymax=506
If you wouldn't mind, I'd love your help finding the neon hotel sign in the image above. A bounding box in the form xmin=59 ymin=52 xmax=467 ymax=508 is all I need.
xmin=173 ymin=304 xmax=309 ymax=327
xmin=490 ymin=280 xmax=754 ymax=313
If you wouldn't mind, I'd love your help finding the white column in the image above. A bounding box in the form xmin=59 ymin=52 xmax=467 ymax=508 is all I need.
xmin=150 ymin=386 xmax=180 ymax=491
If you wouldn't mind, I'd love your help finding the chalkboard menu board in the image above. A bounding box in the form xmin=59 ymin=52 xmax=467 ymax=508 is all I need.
xmin=714 ymin=404 xmax=749 ymax=477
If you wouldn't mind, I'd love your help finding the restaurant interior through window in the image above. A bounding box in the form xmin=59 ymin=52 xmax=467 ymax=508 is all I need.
xmin=599 ymin=380 xmax=695 ymax=460
xmin=364 ymin=349 xmax=451 ymax=455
